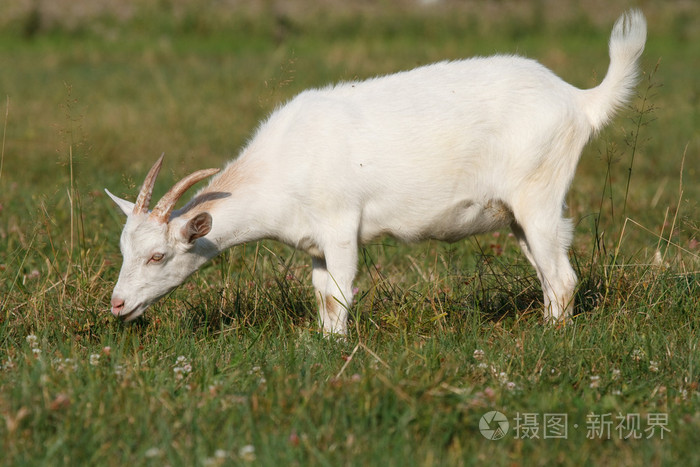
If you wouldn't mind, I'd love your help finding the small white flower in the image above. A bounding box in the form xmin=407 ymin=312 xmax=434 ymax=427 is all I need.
xmin=89 ymin=354 xmax=100 ymax=366
xmin=477 ymin=363 xmax=489 ymax=370
xmin=202 ymin=450 xmax=228 ymax=466
xmin=144 ymin=447 xmax=162 ymax=458
xmin=54 ymin=358 xmax=77 ymax=373
xmin=497 ymin=372 xmax=508 ymax=384
xmin=611 ymin=368 xmax=621 ymax=380
xmin=506 ymin=381 xmax=517 ymax=391
xmin=649 ymin=360 xmax=659 ymax=372
xmin=32 ymin=348 xmax=42 ymax=357
xmin=26 ymin=334 xmax=38 ymax=348
xmin=173 ymin=356 xmax=192 ymax=379
xmin=473 ymin=349 xmax=485 ymax=361
xmin=173 ymin=366 xmax=192 ymax=379
xmin=239 ymin=445 xmax=256 ymax=462
xmin=631 ymin=348 xmax=645 ymax=362
xmin=114 ymin=364 xmax=126 ymax=377
xmin=589 ymin=375 xmax=601 ymax=388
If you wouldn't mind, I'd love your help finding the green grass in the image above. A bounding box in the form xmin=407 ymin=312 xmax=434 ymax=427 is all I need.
xmin=1 ymin=1 xmax=699 ymax=465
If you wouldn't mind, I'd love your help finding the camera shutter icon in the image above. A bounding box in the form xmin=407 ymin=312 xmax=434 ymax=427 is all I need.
xmin=480 ymin=411 xmax=510 ymax=440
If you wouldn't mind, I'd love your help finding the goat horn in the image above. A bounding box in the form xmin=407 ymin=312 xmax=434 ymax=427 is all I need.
xmin=150 ymin=168 xmax=220 ymax=223
xmin=133 ymin=153 xmax=165 ymax=215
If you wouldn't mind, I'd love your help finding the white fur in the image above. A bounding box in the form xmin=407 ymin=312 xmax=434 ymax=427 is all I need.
xmin=107 ymin=11 xmax=646 ymax=333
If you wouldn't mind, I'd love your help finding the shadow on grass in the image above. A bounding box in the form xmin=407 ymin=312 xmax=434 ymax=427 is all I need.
xmin=150 ymin=245 xmax=692 ymax=337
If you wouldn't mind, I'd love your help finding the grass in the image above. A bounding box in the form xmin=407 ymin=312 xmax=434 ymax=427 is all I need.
xmin=1 ymin=1 xmax=699 ymax=465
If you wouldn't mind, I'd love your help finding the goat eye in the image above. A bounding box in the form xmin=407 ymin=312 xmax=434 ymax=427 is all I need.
xmin=148 ymin=253 xmax=165 ymax=264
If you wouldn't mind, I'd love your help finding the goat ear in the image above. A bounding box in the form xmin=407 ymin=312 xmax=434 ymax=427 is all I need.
xmin=182 ymin=212 xmax=213 ymax=244
xmin=105 ymin=189 xmax=135 ymax=217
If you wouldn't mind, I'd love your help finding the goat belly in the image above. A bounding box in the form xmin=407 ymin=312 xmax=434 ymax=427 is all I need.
xmin=359 ymin=198 xmax=513 ymax=244
xmin=419 ymin=198 xmax=514 ymax=242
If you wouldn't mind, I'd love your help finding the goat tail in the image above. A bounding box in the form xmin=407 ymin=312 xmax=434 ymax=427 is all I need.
xmin=581 ymin=9 xmax=647 ymax=133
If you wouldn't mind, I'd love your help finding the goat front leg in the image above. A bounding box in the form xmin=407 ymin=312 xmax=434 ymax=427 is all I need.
xmin=311 ymin=241 xmax=358 ymax=336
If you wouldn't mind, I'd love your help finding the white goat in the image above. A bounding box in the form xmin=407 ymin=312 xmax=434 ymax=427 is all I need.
xmin=106 ymin=10 xmax=646 ymax=334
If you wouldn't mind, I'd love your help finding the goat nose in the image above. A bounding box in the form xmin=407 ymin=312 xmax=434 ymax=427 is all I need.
xmin=111 ymin=297 xmax=125 ymax=317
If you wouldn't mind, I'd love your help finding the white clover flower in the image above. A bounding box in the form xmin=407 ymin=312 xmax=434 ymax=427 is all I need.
xmin=239 ymin=445 xmax=256 ymax=462
xmin=631 ymin=348 xmax=645 ymax=362
xmin=114 ymin=364 xmax=126 ymax=377
xmin=89 ymin=354 xmax=100 ymax=366
xmin=473 ymin=349 xmax=485 ymax=361
xmin=611 ymin=368 xmax=621 ymax=380
xmin=26 ymin=334 xmax=38 ymax=348
xmin=506 ymin=381 xmax=517 ymax=391
xmin=649 ymin=360 xmax=659 ymax=372
xmin=497 ymin=372 xmax=508 ymax=384
xmin=144 ymin=447 xmax=162 ymax=458
xmin=589 ymin=375 xmax=601 ymax=388
xmin=54 ymin=358 xmax=77 ymax=373
xmin=32 ymin=348 xmax=42 ymax=357
xmin=173 ymin=356 xmax=192 ymax=380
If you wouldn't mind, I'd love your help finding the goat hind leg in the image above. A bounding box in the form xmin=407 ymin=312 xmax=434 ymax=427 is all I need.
xmin=512 ymin=217 xmax=577 ymax=322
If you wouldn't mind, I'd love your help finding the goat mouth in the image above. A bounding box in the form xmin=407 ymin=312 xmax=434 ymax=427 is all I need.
xmin=119 ymin=304 xmax=144 ymax=322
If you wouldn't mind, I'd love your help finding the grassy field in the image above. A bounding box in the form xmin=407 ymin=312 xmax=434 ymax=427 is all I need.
xmin=1 ymin=1 xmax=698 ymax=465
